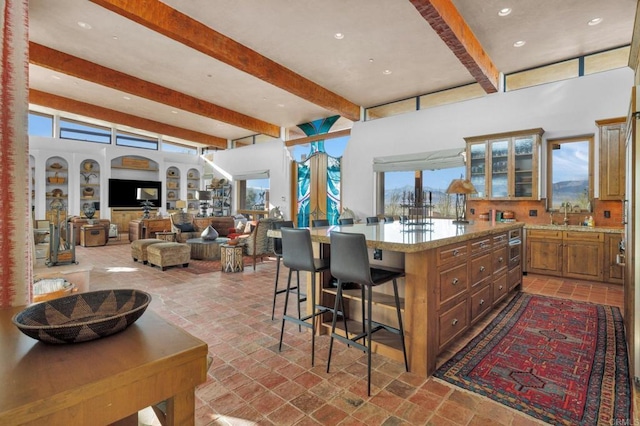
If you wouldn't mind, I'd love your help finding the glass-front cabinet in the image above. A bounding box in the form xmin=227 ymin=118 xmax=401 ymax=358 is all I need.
xmin=465 ymin=128 xmax=543 ymax=200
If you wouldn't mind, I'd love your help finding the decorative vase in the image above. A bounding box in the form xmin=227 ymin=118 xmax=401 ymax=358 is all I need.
xmin=83 ymin=203 xmax=96 ymax=221
xmin=201 ymin=225 xmax=218 ymax=241
xmin=83 ymin=161 xmax=94 ymax=171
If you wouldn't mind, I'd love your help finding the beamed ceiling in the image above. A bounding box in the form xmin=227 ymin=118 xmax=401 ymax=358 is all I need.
xmin=28 ymin=0 xmax=636 ymax=149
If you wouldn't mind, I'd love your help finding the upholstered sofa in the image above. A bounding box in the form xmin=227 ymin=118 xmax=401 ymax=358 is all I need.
xmin=68 ymin=217 xmax=111 ymax=246
xmin=169 ymin=212 xmax=235 ymax=243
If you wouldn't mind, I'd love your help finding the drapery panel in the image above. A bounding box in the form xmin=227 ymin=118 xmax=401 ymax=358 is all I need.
xmin=0 ymin=0 xmax=32 ymax=307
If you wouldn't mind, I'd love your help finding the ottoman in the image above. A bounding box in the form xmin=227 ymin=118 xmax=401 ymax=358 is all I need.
xmin=147 ymin=242 xmax=191 ymax=271
xmin=131 ymin=239 xmax=165 ymax=264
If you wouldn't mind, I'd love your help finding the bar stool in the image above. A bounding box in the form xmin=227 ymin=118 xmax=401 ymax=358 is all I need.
xmin=312 ymin=219 xmax=330 ymax=227
xmin=338 ymin=218 xmax=354 ymax=225
xmin=270 ymin=220 xmax=296 ymax=320
xmin=327 ymin=231 xmax=409 ymax=395
xmin=366 ymin=216 xmax=379 ymax=224
xmin=278 ymin=227 xmax=331 ymax=366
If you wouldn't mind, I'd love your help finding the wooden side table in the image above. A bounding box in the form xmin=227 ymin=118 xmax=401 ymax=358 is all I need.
xmin=155 ymin=231 xmax=176 ymax=242
xmin=221 ymin=244 xmax=244 ymax=272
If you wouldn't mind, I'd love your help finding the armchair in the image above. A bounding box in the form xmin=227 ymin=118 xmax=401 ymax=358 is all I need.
xmin=169 ymin=212 xmax=200 ymax=243
xmin=243 ymin=218 xmax=281 ymax=270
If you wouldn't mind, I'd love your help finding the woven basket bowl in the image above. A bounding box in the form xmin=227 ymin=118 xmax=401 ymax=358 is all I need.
xmin=12 ymin=289 xmax=151 ymax=344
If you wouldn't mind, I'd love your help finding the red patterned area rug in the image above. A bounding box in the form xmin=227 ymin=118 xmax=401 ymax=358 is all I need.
xmin=434 ymin=293 xmax=632 ymax=425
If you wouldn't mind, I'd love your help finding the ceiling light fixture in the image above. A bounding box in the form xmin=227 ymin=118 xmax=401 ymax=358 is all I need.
xmin=51 ymin=75 xmax=61 ymax=80
xmin=498 ymin=8 xmax=512 ymax=17
xmin=334 ymin=33 xmax=344 ymax=40
xmin=77 ymin=21 xmax=92 ymax=30
xmin=513 ymin=40 xmax=526 ymax=48
xmin=383 ymin=69 xmax=392 ymax=75
xmin=123 ymin=96 xmax=131 ymax=100
xmin=588 ymin=17 xmax=603 ymax=26
xmin=171 ymin=110 xmax=178 ymax=114
xmin=112 ymin=35 xmax=118 ymax=40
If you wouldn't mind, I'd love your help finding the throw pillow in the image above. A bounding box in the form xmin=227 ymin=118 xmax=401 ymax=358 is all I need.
xmin=176 ymin=223 xmax=195 ymax=232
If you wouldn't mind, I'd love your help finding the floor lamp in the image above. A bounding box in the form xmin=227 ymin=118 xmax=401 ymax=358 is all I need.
xmin=446 ymin=178 xmax=477 ymax=223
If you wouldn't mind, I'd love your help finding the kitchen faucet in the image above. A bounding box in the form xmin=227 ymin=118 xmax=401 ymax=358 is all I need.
xmin=563 ymin=202 xmax=570 ymax=225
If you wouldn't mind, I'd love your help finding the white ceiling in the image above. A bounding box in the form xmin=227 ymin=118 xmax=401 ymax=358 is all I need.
xmin=28 ymin=0 xmax=637 ymax=147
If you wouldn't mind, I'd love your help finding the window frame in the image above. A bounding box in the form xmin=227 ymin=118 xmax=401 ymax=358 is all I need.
xmin=546 ymin=135 xmax=594 ymax=212
xmin=59 ymin=118 xmax=111 ymax=144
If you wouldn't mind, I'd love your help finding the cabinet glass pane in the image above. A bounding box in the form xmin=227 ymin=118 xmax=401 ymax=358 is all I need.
xmin=514 ymin=136 xmax=534 ymax=197
xmin=469 ymin=143 xmax=486 ymax=197
xmin=491 ymin=140 xmax=509 ymax=198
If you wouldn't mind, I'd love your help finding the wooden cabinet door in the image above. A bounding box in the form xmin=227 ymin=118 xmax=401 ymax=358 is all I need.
xmin=598 ymin=119 xmax=626 ymax=201
xmin=527 ymin=239 xmax=563 ymax=276
xmin=605 ymin=233 xmax=624 ymax=284
xmin=564 ymin=240 xmax=604 ymax=281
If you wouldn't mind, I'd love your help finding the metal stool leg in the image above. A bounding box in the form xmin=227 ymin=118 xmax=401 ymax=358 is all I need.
xmin=278 ymin=269 xmax=294 ymax=351
xmin=393 ymin=279 xmax=409 ymax=371
xmin=271 ymin=256 xmax=282 ymax=320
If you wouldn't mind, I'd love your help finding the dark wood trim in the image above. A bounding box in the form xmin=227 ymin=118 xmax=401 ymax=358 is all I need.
xmin=30 ymin=89 xmax=228 ymax=148
xmin=409 ymin=0 xmax=499 ymax=93
xmin=29 ymin=42 xmax=280 ymax=138
xmin=89 ymin=0 xmax=361 ymax=122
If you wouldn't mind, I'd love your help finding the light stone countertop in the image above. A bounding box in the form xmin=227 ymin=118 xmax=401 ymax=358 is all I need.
xmin=524 ymin=223 xmax=624 ymax=234
xmin=268 ymin=219 xmax=523 ymax=253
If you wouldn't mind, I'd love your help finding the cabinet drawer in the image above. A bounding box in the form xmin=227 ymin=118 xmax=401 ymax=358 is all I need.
xmin=437 ymin=242 xmax=467 ymax=266
xmin=508 ymin=265 xmax=522 ymax=291
xmin=493 ymin=233 xmax=508 ymax=247
xmin=470 ymin=238 xmax=491 ymax=255
xmin=438 ymin=263 xmax=468 ymax=306
xmin=493 ymin=273 xmax=508 ymax=304
xmin=508 ymin=228 xmax=522 ymax=241
xmin=527 ymin=229 xmax=562 ymax=239
xmin=471 ymin=284 xmax=492 ymax=322
xmin=563 ymin=231 xmax=604 ymax=242
xmin=439 ymin=299 xmax=468 ymax=350
xmin=470 ymin=253 xmax=492 ymax=286
xmin=493 ymin=245 xmax=509 ymax=274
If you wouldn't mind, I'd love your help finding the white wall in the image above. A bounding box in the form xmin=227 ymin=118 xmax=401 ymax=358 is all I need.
xmin=209 ymin=139 xmax=293 ymax=219
xmin=209 ymin=68 xmax=633 ymax=221
xmin=343 ymin=67 xmax=634 ymax=218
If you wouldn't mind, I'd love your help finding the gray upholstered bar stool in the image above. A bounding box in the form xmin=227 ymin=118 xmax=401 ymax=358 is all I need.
xmin=366 ymin=216 xmax=379 ymax=224
xmin=338 ymin=218 xmax=354 ymax=225
xmin=270 ymin=220 xmax=296 ymax=320
xmin=312 ymin=219 xmax=330 ymax=227
xmin=278 ymin=227 xmax=330 ymax=366
xmin=326 ymin=231 xmax=409 ymax=395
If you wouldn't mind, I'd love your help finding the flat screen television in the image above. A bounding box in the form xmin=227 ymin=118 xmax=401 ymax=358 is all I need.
xmin=108 ymin=179 xmax=162 ymax=208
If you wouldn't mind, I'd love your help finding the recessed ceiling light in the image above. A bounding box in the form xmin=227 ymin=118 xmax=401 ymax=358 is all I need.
xmin=277 ymin=104 xmax=285 ymax=108
xmin=123 ymin=96 xmax=131 ymax=100
xmin=112 ymin=35 xmax=118 ymax=40
xmin=588 ymin=17 xmax=603 ymax=26
xmin=51 ymin=75 xmax=61 ymax=80
xmin=383 ymin=69 xmax=392 ymax=75
xmin=513 ymin=40 xmax=526 ymax=47
xmin=171 ymin=110 xmax=178 ymax=114
xmin=369 ymin=58 xmax=374 ymax=63
xmin=498 ymin=8 xmax=512 ymax=17
xmin=77 ymin=21 xmax=92 ymax=30
xmin=334 ymin=33 xmax=344 ymax=40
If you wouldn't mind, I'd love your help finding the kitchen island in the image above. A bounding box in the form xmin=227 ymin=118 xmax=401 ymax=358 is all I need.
xmin=271 ymin=219 xmax=523 ymax=376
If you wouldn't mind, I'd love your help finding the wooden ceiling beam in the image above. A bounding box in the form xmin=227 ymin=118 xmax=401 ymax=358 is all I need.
xmin=89 ymin=0 xmax=361 ymax=122
xmin=29 ymin=42 xmax=280 ymax=138
xmin=29 ymin=89 xmax=228 ymax=149
xmin=409 ymin=0 xmax=499 ymax=93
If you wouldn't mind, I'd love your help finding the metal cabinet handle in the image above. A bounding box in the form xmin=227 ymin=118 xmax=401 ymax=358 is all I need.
xmin=480 ymin=265 xmax=486 ymax=272
xmin=480 ymin=242 xmax=487 ymax=248
xmin=452 ymin=278 xmax=459 ymax=285
xmin=499 ymin=257 xmax=504 ymax=263
xmin=453 ymin=249 xmax=459 ymax=256
xmin=479 ymin=299 xmax=485 ymax=305
xmin=499 ymin=285 xmax=503 ymax=290
xmin=452 ymin=318 xmax=458 ymax=326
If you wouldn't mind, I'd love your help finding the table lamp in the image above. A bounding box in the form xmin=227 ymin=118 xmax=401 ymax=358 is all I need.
xmin=445 ymin=178 xmax=477 ymax=223
xmin=176 ymin=200 xmax=187 ymax=212
xmin=137 ymin=188 xmax=158 ymax=219
xmin=195 ymin=190 xmax=211 ymax=217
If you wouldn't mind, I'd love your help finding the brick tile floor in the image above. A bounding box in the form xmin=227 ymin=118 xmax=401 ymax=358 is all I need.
xmin=81 ymin=240 xmax=630 ymax=425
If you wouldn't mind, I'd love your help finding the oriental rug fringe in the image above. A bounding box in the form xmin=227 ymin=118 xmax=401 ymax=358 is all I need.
xmin=434 ymin=293 xmax=633 ymax=425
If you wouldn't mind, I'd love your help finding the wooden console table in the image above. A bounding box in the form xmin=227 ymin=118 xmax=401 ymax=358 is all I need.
xmin=0 ymin=307 xmax=208 ymax=425
xmin=129 ymin=218 xmax=171 ymax=242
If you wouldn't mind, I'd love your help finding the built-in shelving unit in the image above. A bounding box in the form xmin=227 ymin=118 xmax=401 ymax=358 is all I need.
xmin=45 ymin=157 xmax=68 ymax=213
xmin=166 ymin=166 xmax=180 ymax=210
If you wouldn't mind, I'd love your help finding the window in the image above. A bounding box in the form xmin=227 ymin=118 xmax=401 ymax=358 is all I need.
xmin=116 ymin=131 xmax=158 ymax=150
xmin=59 ymin=118 xmax=111 ymax=143
xmin=238 ymin=178 xmax=269 ymax=211
xmin=162 ymin=140 xmax=197 ymax=155
xmin=546 ymin=136 xmax=594 ymax=211
xmin=28 ymin=111 xmax=53 ymax=137
xmin=382 ymin=166 xmax=464 ymax=218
